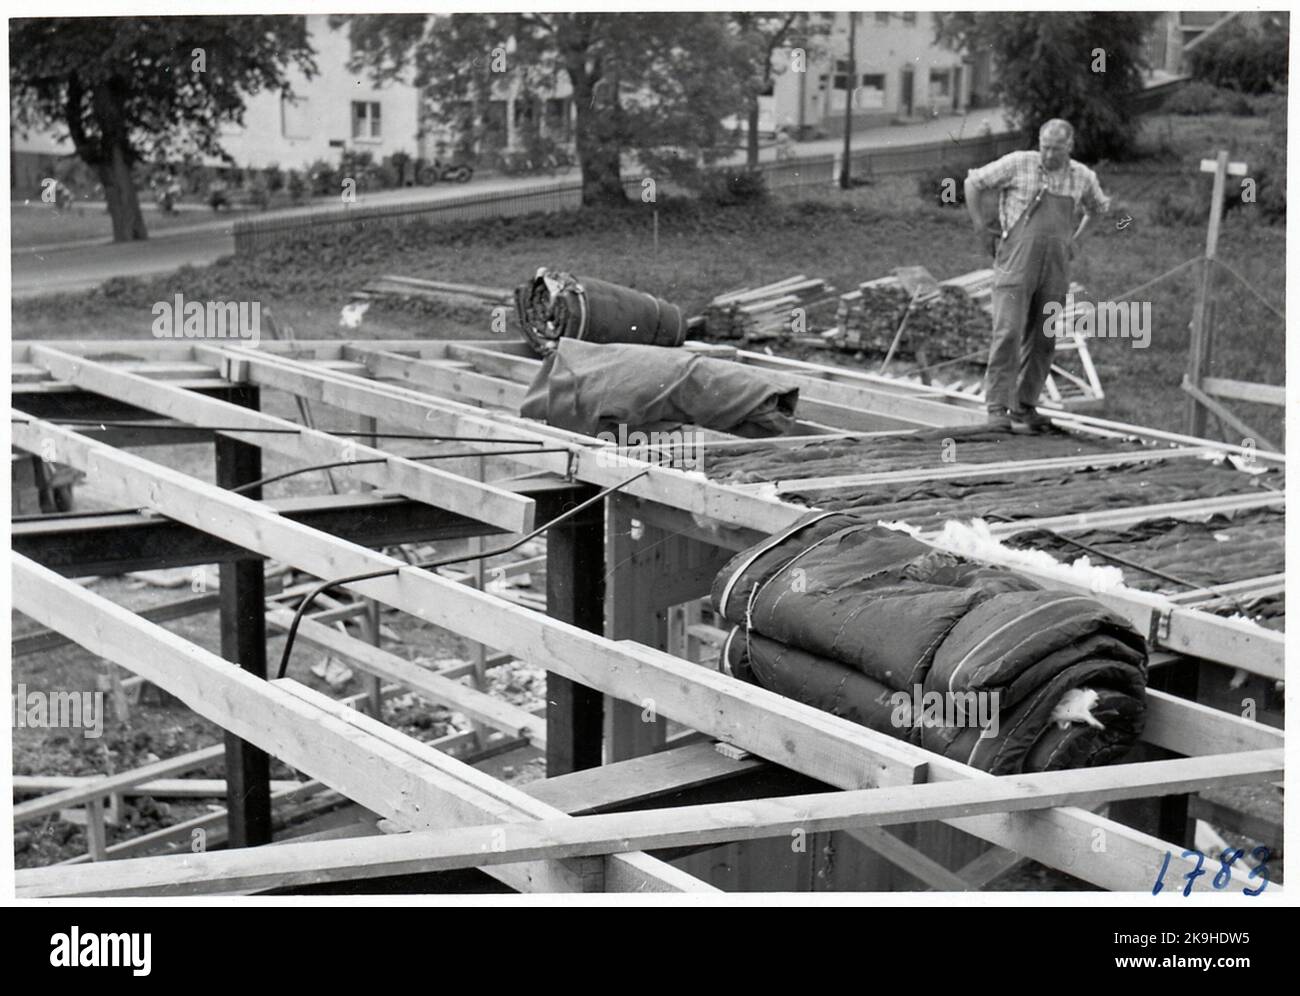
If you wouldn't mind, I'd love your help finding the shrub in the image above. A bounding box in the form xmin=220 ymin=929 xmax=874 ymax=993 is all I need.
xmin=286 ymin=169 xmax=307 ymax=203
xmin=387 ymin=150 xmax=412 ymax=186
xmin=306 ymin=158 xmax=337 ymax=197
xmin=702 ymin=169 xmax=768 ymax=207
xmin=1187 ymin=19 xmax=1289 ymax=95
xmin=1163 ymin=80 xmax=1255 ymax=116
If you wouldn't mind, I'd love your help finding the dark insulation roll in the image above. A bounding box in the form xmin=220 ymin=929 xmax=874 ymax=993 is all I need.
xmin=515 ymin=268 xmax=686 ymax=354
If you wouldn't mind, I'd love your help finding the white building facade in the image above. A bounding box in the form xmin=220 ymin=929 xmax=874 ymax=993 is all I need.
xmin=769 ymin=11 xmax=986 ymax=138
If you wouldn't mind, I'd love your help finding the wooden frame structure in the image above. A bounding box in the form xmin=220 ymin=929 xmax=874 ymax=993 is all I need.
xmin=11 ymin=338 xmax=1285 ymax=896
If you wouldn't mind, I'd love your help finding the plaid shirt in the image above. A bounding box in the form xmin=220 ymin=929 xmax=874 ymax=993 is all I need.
xmin=967 ymin=151 xmax=1110 ymax=236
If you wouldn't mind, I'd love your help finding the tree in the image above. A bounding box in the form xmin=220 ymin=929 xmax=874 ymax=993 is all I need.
xmin=1186 ymin=14 xmax=1289 ymax=95
xmin=935 ymin=12 xmax=1156 ymax=160
xmin=731 ymin=13 xmax=826 ymax=169
xmin=10 ymin=17 xmax=316 ymax=241
xmin=342 ymin=13 xmax=757 ymax=205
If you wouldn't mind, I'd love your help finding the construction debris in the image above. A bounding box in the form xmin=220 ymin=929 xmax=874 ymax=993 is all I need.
xmin=834 ymin=268 xmax=993 ymax=360
xmin=354 ymin=275 xmax=513 ymax=321
xmin=702 ymin=275 xmax=837 ymax=341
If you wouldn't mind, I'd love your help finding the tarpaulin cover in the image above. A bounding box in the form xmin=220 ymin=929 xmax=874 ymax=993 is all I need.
xmin=520 ymin=337 xmax=799 ymax=437
xmin=515 ymin=268 xmax=686 ymax=354
xmin=712 ymin=511 xmax=1147 ymax=773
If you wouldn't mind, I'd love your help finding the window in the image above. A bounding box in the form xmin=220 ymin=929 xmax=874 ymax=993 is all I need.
xmin=833 ymin=59 xmax=850 ymax=91
xmin=874 ymin=12 xmax=890 ymax=24
xmin=930 ymin=69 xmax=951 ymax=98
xmin=351 ymin=101 xmax=381 ymax=141
xmin=902 ymin=12 xmax=917 ymax=26
xmin=857 ymin=74 xmax=886 ymax=109
xmin=281 ymin=93 xmax=311 ymax=140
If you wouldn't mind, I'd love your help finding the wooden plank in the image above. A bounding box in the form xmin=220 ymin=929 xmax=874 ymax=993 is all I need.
xmin=1188 ymin=796 xmax=1282 ymax=851
xmin=1144 ymin=689 xmax=1284 ymax=757
xmin=1202 ymin=377 xmax=1286 ymax=407
xmin=11 ymin=554 xmax=704 ymax=894
xmin=985 ymin=491 xmax=1284 ymax=536
xmin=774 ymin=445 xmax=1216 ymax=493
xmin=1168 ymin=573 xmax=1286 ymax=605
xmin=14 ymin=745 xmax=225 ymax=822
xmin=265 ymin=609 xmax=546 ymax=747
xmin=842 ymin=826 xmax=975 ymax=891
xmin=13 ymin=591 xmax=222 ymax=657
xmin=26 ymin=345 xmax=536 ymax=534
xmin=1181 ymin=376 xmax=1282 ymax=455
xmin=17 ymin=749 xmax=1281 ymax=897
xmin=346 ymin=346 xmax=529 ymax=411
xmin=15 ymin=776 xmax=302 ymax=798
xmin=527 ymin=741 xmax=771 ymax=814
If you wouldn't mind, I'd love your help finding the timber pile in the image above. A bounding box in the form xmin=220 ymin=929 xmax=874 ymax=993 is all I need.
xmin=702 ymin=276 xmax=836 ymax=341
xmin=834 ymin=268 xmax=994 ymax=360
xmin=355 ymin=275 xmax=513 ymax=315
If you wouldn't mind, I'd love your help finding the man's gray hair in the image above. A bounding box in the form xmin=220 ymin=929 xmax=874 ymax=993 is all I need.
xmin=1039 ymin=119 xmax=1074 ymax=143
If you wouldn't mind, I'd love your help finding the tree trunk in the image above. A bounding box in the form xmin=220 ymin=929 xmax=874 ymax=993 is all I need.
xmin=88 ymin=80 xmax=148 ymax=241
xmin=570 ymin=75 xmax=626 ymax=206
xmin=747 ymin=96 xmax=760 ymax=169
xmin=98 ymin=138 xmax=147 ymax=242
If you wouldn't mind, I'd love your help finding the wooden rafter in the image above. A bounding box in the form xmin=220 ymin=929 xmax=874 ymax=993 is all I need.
xmin=17 ymin=748 xmax=1281 ymax=897
xmin=24 ymin=345 xmax=536 ymax=534
xmin=12 ymin=554 xmax=708 ymax=894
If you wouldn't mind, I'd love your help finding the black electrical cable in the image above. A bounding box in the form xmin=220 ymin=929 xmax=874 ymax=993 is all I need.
xmin=274 ymin=468 xmax=651 ymax=679
xmin=228 ymin=447 xmax=570 ymax=495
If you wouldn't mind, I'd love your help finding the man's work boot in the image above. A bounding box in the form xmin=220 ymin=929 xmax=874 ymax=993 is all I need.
xmin=1011 ymin=407 xmax=1054 ymax=434
xmin=986 ymin=406 xmax=1013 ymax=431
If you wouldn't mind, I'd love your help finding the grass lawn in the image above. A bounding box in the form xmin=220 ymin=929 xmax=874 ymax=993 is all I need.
xmin=9 ymin=200 xmax=240 ymax=248
xmin=11 ymin=112 xmax=1285 ymax=445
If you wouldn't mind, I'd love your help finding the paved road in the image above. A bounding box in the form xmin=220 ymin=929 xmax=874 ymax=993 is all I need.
xmin=12 ymin=107 xmax=1016 ymax=299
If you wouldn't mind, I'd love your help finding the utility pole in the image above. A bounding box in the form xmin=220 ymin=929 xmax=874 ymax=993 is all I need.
xmin=839 ymin=11 xmax=857 ymax=189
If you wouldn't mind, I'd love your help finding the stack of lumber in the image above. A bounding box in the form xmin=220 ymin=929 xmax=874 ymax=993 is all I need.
xmin=355 ymin=275 xmax=513 ymax=314
xmin=702 ymin=276 xmax=835 ymax=341
xmin=834 ymin=268 xmax=994 ymax=360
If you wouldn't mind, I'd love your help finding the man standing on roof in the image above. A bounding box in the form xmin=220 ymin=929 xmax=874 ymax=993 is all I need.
xmin=964 ymin=119 xmax=1110 ymax=432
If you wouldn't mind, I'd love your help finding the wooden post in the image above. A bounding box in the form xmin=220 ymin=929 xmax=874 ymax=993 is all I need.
xmin=1186 ymin=151 xmax=1245 ymax=438
xmin=467 ymin=453 xmax=491 ymax=751
xmin=216 ymin=385 xmax=272 ymax=848
xmin=605 ymin=496 xmax=670 ymax=761
xmin=84 ymin=797 xmax=109 ymax=862
xmin=360 ymin=412 xmax=384 ymax=719
xmin=545 ymin=486 xmax=605 ymax=774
